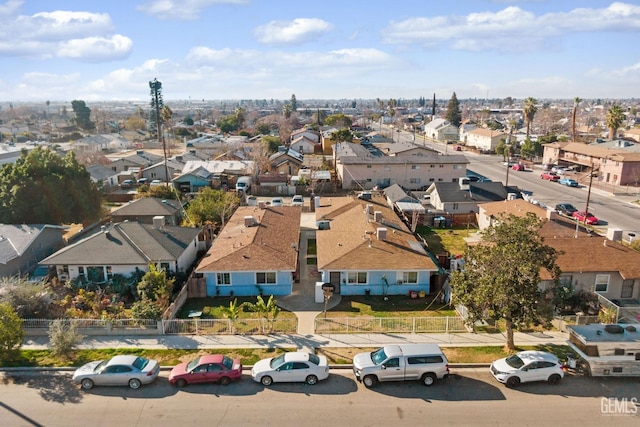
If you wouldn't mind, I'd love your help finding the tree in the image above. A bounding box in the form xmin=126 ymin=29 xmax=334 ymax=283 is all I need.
xmin=221 ymin=298 xmax=244 ymax=334
xmin=523 ymin=97 xmax=538 ymax=138
xmin=137 ymin=264 xmax=175 ymax=310
xmin=217 ymin=115 xmax=239 ymax=133
xmin=445 ymin=92 xmax=462 ymax=127
xmin=71 ymin=100 xmax=95 ymax=131
xmin=261 ymin=135 xmax=281 ymax=154
xmin=450 ymin=213 xmax=560 ymax=350
xmin=571 ymin=97 xmax=581 ymax=142
xmin=0 ymin=147 xmax=103 ymax=224
xmin=256 ymin=122 xmax=271 ymax=135
xmin=290 ymin=94 xmax=297 ymax=111
xmin=234 ymin=107 xmax=246 ymax=130
xmin=606 ymin=105 xmax=625 ymax=140
xmin=325 ymin=113 xmax=352 ymax=128
xmin=330 ymin=128 xmax=354 ymax=143
xmin=520 ymin=137 xmax=542 ymax=160
xmin=124 ymin=115 xmax=147 ymax=131
xmin=48 ymin=319 xmax=82 ymax=359
xmin=282 ymin=104 xmax=292 ymax=119
xmin=130 ymin=298 xmax=164 ymax=319
xmin=183 ymin=187 xmax=240 ymax=228
xmin=245 ymin=295 xmax=280 ymax=334
xmin=0 ymin=277 xmax=52 ymax=318
xmin=0 ymin=303 xmax=23 ymax=361
xmin=148 ymin=78 xmax=164 ymax=140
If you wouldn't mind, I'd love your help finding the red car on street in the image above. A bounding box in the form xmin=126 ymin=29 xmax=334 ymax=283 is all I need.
xmin=572 ymin=211 xmax=599 ymax=225
xmin=169 ymin=354 xmax=243 ymax=387
xmin=540 ymin=172 xmax=560 ymax=181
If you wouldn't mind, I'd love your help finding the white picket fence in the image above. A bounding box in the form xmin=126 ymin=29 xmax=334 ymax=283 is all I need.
xmin=314 ymin=316 xmax=468 ymax=334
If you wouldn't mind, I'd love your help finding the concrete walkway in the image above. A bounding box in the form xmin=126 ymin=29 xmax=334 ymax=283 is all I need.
xmin=22 ymin=330 xmax=569 ymax=351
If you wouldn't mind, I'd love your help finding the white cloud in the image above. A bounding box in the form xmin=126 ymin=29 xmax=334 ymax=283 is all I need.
xmin=381 ymin=2 xmax=640 ymax=51
xmin=0 ymin=5 xmax=132 ymax=61
xmin=254 ymin=18 xmax=333 ymax=45
xmin=137 ymin=0 xmax=247 ymax=20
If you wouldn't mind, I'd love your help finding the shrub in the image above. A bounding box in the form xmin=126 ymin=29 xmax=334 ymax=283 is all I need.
xmin=130 ymin=298 xmax=163 ymax=319
xmin=0 ymin=303 xmax=24 ymax=361
xmin=48 ymin=319 xmax=82 ymax=359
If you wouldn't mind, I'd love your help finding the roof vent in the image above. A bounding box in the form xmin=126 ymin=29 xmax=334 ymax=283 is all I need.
xmin=153 ymin=216 xmax=166 ymax=229
xmin=377 ymin=227 xmax=387 ymax=240
xmin=459 ymin=177 xmax=470 ymax=191
xmin=244 ymin=216 xmax=257 ymax=227
xmin=374 ymin=211 xmax=383 ymax=222
xmin=604 ymin=324 xmax=624 ymax=334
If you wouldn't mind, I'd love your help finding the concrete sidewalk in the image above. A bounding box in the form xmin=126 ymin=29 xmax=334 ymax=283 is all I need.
xmin=22 ymin=330 xmax=569 ymax=351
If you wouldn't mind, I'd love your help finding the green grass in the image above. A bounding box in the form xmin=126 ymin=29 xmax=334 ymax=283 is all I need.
xmin=324 ymin=295 xmax=458 ymax=318
xmin=417 ymin=225 xmax=471 ymax=256
xmin=307 ymin=239 xmax=317 ymax=255
xmin=2 ymin=344 xmax=576 ymax=368
xmin=306 ymin=257 xmax=317 ymax=265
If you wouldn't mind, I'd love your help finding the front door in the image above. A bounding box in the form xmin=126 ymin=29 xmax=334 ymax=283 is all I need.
xmin=330 ymin=271 xmax=341 ymax=294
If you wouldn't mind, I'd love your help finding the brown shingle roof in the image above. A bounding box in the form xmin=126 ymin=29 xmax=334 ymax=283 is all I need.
xmin=196 ymin=206 xmax=300 ymax=272
xmin=315 ymin=196 xmax=438 ymax=271
xmin=480 ymin=199 xmax=548 ymax=219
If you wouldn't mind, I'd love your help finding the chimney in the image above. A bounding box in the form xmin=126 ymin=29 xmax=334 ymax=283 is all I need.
xmin=374 ymin=211 xmax=383 ymax=222
xmin=606 ymin=228 xmax=622 ymax=242
xmin=244 ymin=216 xmax=256 ymax=227
xmin=546 ymin=210 xmax=558 ymax=221
xmin=377 ymin=227 xmax=387 ymax=240
xmin=366 ymin=204 xmax=374 ymax=215
xmin=153 ymin=215 xmax=166 ymax=229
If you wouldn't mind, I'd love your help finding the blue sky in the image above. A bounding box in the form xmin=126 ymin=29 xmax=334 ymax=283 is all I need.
xmin=1 ymin=0 xmax=639 ymax=102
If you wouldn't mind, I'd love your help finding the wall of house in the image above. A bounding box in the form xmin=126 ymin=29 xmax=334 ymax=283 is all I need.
xmin=57 ymin=264 xmax=149 ymax=282
xmin=321 ymin=270 xmax=432 ymax=296
xmin=338 ymin=162 xmax=465 ymax=191
xmin=176 ymin=238 xmax=200 ymax=273
xmin=205 ymin=270 xmax=293 ymax=297
xmin=466 ymin=133 xmax=500 ymax=151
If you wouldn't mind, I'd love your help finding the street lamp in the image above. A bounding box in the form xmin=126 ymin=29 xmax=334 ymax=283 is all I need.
xmin=504 ymin=128 xmax=513 ymax=187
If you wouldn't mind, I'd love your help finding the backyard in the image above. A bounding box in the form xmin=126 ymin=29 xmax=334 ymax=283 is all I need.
xmin=416 ymin=225 xmax=472 ymax=256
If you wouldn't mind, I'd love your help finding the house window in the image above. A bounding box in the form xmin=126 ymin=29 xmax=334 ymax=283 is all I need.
xmin=560 ymin=275 xmax=572 ymax=286
xmin=78 ymin=267 xmax=85 ymax=277
xmin=217 ymin=273 xmax=231 ymax=286
xmin=453 ymin=165 xmax=462 ymax=170
xmin=87 ymin=266 xmax=104 ymax=283
xmin=256 ymin=272 xmax=276 ymax=284
xmin=411 ymin=165 xmax=419 ymax=170
xmin=438 ymin=178 xmax=443 ymax=181
xmin=367 ymin=165 xmax=372 ymax=169
xmin=410 ymin=178 xmax=421 ymax=184
xmin=621 ymin=282 xmax=634 ymax=299
xmin=384 ymin=166 xmax=391 ymax=171
xmin=106 ymin=266 xmax=113 ymax=280
xmin=160 ymin=262 xmax=170 ymax=272
xmin=401 ymin=272 xmax=418 ymax=284
xmin=430 ymin=164 xmax=435 ymax=168
xmin=429 ymin=178 xmax=434 ymax=182
xmin=452 ymin=203 xmax=459 ymax=210
xmin=347 ymin=272 xmax=367 ymax=284
xmin=595 ymin=274 xmax=609 ymax=293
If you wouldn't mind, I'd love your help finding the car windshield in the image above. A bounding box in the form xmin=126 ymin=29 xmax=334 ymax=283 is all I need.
xmin=505 ymin=354 xmax=525 ymax=369
xmin=186 ymin=357 xmax=201 ymax=372
xmin=222 ymin=356 xmax=233 ymax=369
xmin=371 ymin=348 xmax=388 ymax=365
xmin=95 ymin=360 xmax=109 ymax=372
xmin=132 ymin=356 xmax=149 ymax=370
xmin=270 ymin=354 xmax=286 ymax=369
xmin=307 ymin=353 xmax=320 ymax=365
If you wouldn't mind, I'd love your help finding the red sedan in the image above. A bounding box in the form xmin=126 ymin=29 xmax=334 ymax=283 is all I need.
xmin=169 ymin=354 xmax=243 ymax=387
xmin=572 ymin=211 xmax=599 ymax=225
xmin=540 ymin=172 xmax=560 ymax=181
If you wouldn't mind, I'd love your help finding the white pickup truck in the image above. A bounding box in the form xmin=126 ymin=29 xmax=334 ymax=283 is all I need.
xmin=353 ymin=344 xmax=449 ymax=388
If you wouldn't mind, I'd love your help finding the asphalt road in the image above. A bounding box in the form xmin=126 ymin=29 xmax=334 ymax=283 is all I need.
xmin=1 ymin=369 xmax=638 ymax=426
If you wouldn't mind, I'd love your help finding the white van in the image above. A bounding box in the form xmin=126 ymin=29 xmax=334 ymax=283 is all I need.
xmin=236 ymin=176 xmax=253 ymax=193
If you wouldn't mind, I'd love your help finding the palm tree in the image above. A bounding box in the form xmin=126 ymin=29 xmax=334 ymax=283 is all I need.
xmin=245 ymin=295 xmax=280 ymax=333
xmin=221 ymin=299 xmax=243 ymax=334
xmin=234 ymin=107 xmax=245 ymax=129
xmin=606 ymin=105 xmax=625 ymax=140
xmin=571 ymin=97 xmax=581 ymax=142
xmin=523 ymin=97 xmax=538 ymax=139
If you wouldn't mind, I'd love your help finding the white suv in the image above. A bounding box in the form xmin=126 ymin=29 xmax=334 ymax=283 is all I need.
xmin=490 ymin=351 xmax=565 ymax=388
xmin=291 ymin=195 xmax=304 ymax=206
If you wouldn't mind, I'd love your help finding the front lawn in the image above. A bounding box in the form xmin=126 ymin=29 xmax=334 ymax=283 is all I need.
xmin=325 ymin=295 xmax=458 ymax=318
xmin=177 ymin=297 xmax=297 ymax=320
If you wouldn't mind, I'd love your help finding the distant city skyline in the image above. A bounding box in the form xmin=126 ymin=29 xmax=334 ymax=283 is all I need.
xmin=1 ymin=1 xmax=639 ymax=102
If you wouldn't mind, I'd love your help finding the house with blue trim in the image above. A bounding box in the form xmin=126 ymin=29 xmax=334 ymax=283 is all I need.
xmin=315 ymin=195 xmax=441 ymax=296
xmin=195 ymin=205 xmax=301 ymax=297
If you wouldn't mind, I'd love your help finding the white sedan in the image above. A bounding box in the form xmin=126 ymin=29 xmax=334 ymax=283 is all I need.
xmin=251 ymin=352 xmax=330 ymax=385
xmin=490 ymin=351 xmax=565 ymax=388
xmin=73 ymin=355 xmax=160 ymax=390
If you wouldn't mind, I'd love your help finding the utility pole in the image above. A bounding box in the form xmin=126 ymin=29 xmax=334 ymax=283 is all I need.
xmin=584 ymin=162 xmax=597 ymax=224
xmin=504 ymin=128 xmax=512 ymax=187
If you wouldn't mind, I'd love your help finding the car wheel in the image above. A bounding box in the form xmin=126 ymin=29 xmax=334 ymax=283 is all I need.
xmin=421 ymin=373 xmax=436 ymax=386
xmin=506 ymin=376 xmax=520 ymax=388
xmin=548 ymin=374 xmax=561 ymax=385
xmin=305 ymin=375 xmax=318 ymax=385
xmin=363 ymin=375 xmax=377 ymax=388
xmin=176 ymin=378 xmax=187 ymax=388
xmin=260 ymin=376 xmax=273 ymax=386
xmin=80 ymin=378 xmax=94 ymax=390
xmin=220 ymin=376 xmax=231 ymax=386
xmin=129 ymin=378 xmax=142 ymax=389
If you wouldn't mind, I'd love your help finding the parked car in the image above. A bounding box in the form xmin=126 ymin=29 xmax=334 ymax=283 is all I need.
xmin=353 ymin=344 xmax=449 ymax=388
xmin=72 ymin=355 xmax=160 ymax=390
xmin=270 ymin=197 xmax=284 ymax=207
xmin=511 ymin=164 xmax=525 ymax=171
xmin=559 ymin=178 xmax=578 ymax=187
xmin=555 ymin=203 xmax=578 ymax=216
xmin=150 ymin=179 xmax=162 ymax=187
xmin=551 ymin=166 xmax=568 ymax=175
xmin=251 ymin=352 xmax=329 ymax=385
xmin=540 ymin=172 xmax=560 ymax=181
xmin=137 ymin=177 xmax=149 ymax=185
xmin=291 ymin=195 xmax=304 ymax=207
xmin=169 ymin=354 xmax=242 ymax=387
xmin=490 ymin=351 xmax=565 ymax=388
xmin=572 ymin=211 xmax=599 ymax=225
xmin=120 ymin=179 xmax=135 ymax=188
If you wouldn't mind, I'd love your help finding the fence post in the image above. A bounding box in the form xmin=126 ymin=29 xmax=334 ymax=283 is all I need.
xmin=379 ymin=317 xmax=382 ymax=332
xmin=161 ymin=319 xmax=165 ymax=335
xmin=446 ymin=316 xmax=449 ymax=333
xmin=346 ymin=317 xmax=349 ymax=334
xmin=412 ymin=317 xmax=416 ymax=334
